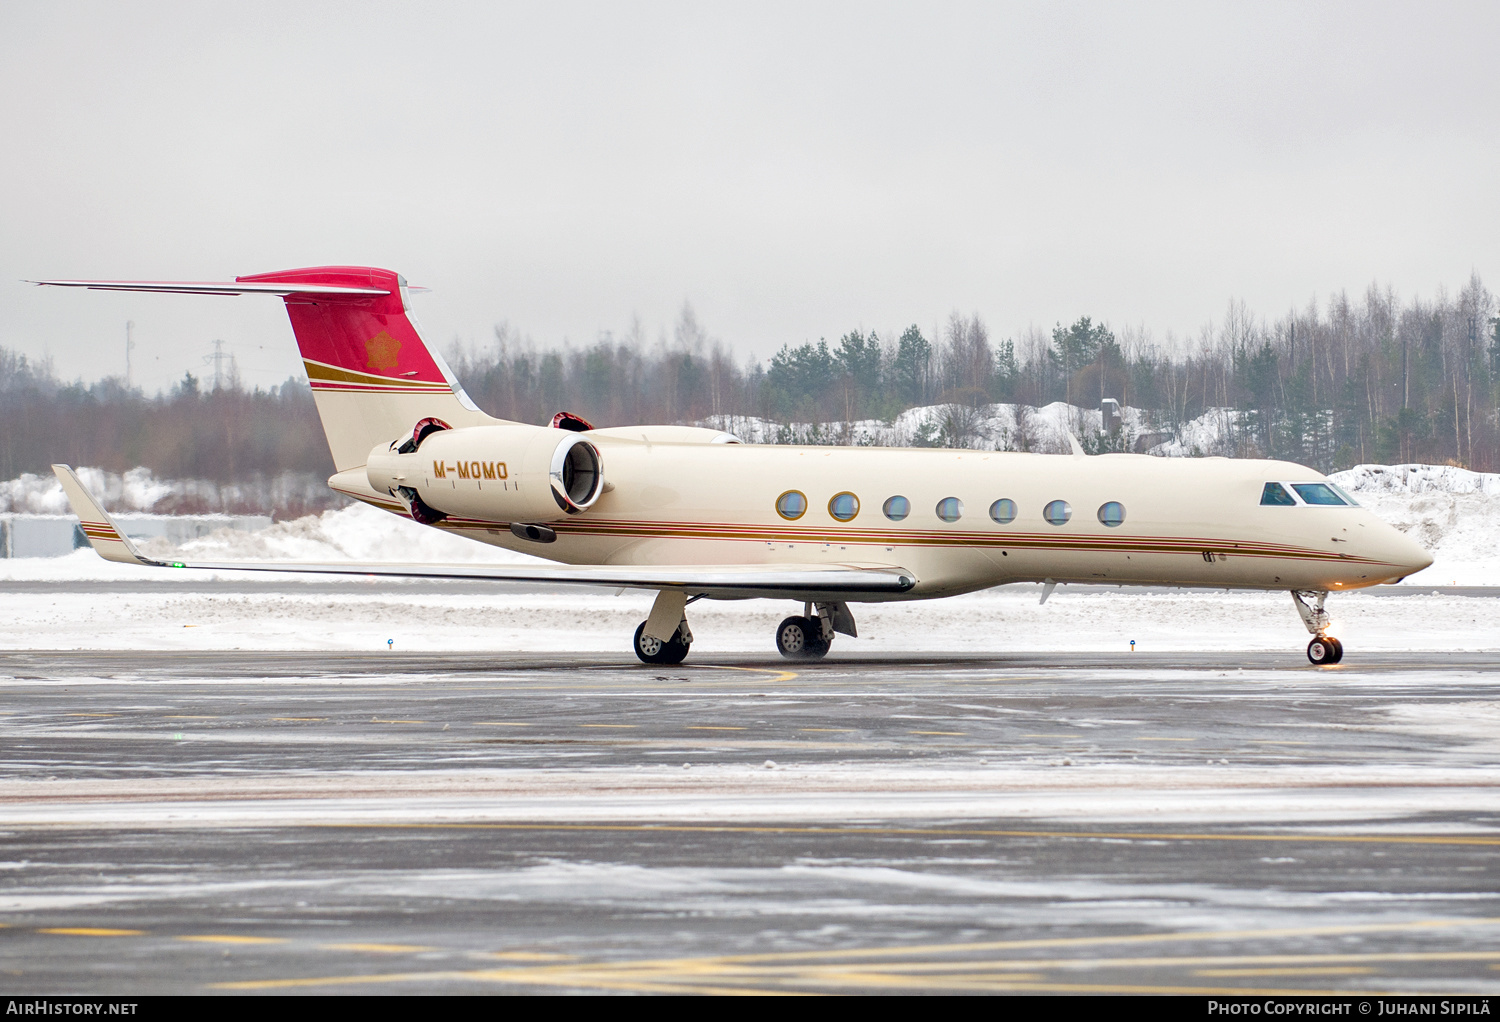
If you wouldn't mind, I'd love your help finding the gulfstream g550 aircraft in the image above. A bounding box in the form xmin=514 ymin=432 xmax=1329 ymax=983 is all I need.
xmin=36 ymin=266 xmax=1431 ymax=665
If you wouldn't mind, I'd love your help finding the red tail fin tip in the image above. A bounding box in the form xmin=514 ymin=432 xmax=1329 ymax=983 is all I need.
xmin=235 ymin=266 xmax=454 ymax=394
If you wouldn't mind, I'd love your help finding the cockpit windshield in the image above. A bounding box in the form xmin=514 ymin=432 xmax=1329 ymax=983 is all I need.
xmin=1327 ymin=483 xmax=1360 ymax=506
xmin=1261 ymin=481 xmax=1360 ymax=506
xmin=1260 ymin=482 xmax=1296 ymax=506
xmin=1291 ymin=482 xmax=1348 ymax=505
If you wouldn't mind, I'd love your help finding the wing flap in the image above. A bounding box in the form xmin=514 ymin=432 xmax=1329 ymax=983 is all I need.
xmin=149 ymin=558 xmax=916 ymax=594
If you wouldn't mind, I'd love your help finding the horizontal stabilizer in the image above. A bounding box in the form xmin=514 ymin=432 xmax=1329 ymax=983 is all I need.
xmin=51 ymin=466 xmax=915 ymax=599
xmin=29 ymin=279 xmax=389 ymax=296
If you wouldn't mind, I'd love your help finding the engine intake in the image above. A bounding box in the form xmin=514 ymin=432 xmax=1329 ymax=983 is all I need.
xmin=550 ymin=432 xmax=602 ymax=513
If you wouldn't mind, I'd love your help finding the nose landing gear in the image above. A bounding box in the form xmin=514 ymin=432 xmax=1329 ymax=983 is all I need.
xmin=1306 ymin=634 xmax=1344 ymax=664
xmin=1291 ymin=590 xmax=1344 ymax=664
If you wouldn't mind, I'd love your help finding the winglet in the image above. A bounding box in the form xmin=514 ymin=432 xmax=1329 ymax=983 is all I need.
xmin=51 ymin=465 xmax=155 ymax=566
xmin=1066 ymin=430 xmax=1086 ymax=458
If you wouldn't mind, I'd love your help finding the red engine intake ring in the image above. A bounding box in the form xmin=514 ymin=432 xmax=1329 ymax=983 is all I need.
xmin=412 ymin=416 xmax=452 ymax=447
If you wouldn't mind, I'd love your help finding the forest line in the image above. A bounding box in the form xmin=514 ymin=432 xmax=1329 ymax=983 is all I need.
xmin=0 ymin=274 xmax=1493 ymax=514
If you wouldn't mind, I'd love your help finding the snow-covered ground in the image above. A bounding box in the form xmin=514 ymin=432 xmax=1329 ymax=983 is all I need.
xmin=0 ymin=461 xmax=1492 ymax=652
xmin=9 ymin=763 xmax=1500 ymax=829
xmin=0 ymin=580 xmax=1494 ymax=653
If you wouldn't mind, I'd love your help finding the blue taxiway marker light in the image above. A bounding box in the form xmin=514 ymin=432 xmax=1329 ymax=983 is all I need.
xmin=387 ymin=638 xmax=394 ymax=650
xmin=1130 ymin=640 xmax=1136 ymax=651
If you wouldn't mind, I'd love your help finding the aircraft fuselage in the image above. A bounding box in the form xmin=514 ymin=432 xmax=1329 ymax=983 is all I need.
xmin=335 ymin=437 xmax=1430 ymax=601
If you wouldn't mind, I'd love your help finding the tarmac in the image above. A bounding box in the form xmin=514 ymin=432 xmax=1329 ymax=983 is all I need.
xmin=2 ymin=648 xmax=1499 ymax=995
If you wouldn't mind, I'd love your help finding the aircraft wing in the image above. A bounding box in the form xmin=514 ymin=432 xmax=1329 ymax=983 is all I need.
xmin=52 ymin=466 xmax=916 ymax=598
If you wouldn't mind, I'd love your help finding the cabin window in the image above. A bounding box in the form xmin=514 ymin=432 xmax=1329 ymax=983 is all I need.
xmin=1292 ymin=483 xmax=1348 ymax=506
xmin=1097 ymin=501 xmax=1125 ymax=527
xmin=883 ymin=495 xmax=910 ymax=521
xmin=828 ymin=492 xmax=860 ymax=521
xmin=935 ymin=497 xmax=964 ymax=523
xmin=989 ymin=498 xmax=1017 ymax=524
xmin=1260 ymin=482 xmax=1296 ymax=506
xmin=1043 ymin=499 xmax=1072 ymax=526
xmin=776 ymin=490 xmax=807 ymax=520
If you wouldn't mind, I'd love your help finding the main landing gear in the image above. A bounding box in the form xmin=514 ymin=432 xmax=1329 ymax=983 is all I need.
xmin=633 ymin=589 xmax=694 ymax=665
xmin=633 ymin=619 xmax=692 ymax=665
xmin=775 ymin=602 xmax=857 ymax=661
xmin=630 ymin=585 xmax=693 ymax=666
xmin=775 ymin=615 xmax=830 ymax=660
xmin=1291 ymin=590 xmax=1344 ymax=665
xmin=630 ymin=594 xmax=861 ymax=665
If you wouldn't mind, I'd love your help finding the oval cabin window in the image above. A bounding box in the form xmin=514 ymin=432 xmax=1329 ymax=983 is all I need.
xmin=828 ymin=492 xmax=860 ymax=521
xmin=883 ymin=495 xmax=910 ymax=521
xmin=989 ymin=498 xmax=1016 ymax=524
xmin=935 ymin=497 xmax=964 ymax=523
xmin=1097 ymin=501 xmax=1125 ymax=527
xmin=776 ymin=490 xmax=807 ymax=520
xmin=1043 ymin=500 xmax=1072 ymax=526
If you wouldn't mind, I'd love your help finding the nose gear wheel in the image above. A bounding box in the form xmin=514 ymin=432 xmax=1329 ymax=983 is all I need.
xmin=1307 ymin=635 xmax=1344 ymax=665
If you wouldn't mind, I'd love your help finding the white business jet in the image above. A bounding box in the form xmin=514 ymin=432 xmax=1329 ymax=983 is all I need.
xmin=36 ymin=266 xmax=1431 ymax=664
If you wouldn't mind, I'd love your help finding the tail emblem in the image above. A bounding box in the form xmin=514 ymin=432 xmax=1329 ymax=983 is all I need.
xmin=365 ymin=331 xmax=402 ymax=370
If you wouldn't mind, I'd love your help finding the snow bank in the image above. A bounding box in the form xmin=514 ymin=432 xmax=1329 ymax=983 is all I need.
xmin=136 ymin=500 xmax=548 ymax=566
xmin=703 ymin=401 xmax=1157 ymax=453
xmin=0 ymin=467 xmax=171 ymax=514
xmin=0 ymin=467 xmax=342 ymax=516
xmin=1330 ymin=465 xmax=1500 ymax=586
xmin=1334 ymin=463 xmax=1500 ymax=497
xmin=1146 ymin=408 xmax=1239 ymax=457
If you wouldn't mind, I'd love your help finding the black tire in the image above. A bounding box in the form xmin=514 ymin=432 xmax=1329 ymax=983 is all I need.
xmin=775 ymin=616 xmax=831 ymax=661
xmin=634 ymin=621 xmax=690 ymax=665
xmin=775 ymin=616 xmax=810 ymax=659
xmin=1326 ymin=636 xmax=1344 ymax=664
xmin=660 ymin=629 xmax=690 ymax=665
xmin=1307 ymin=636 xmax=1336 ymax=665
xmin=804 ymin=623 xmax=831 ymax=659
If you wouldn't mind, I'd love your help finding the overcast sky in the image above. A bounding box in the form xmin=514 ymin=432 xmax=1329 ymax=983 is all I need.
xmin=3 ymin=1 xmax=1497 ymax=393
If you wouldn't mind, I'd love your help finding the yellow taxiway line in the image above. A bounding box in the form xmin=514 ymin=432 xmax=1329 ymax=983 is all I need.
xmin=24 ymin=917 xmax=1500 ymax=995
xmin=208 ymin=914 xmax=1500 ymax=994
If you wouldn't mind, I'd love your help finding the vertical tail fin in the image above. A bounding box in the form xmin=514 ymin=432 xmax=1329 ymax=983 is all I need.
xmin=235 ymin=266 xmax=499 ymax=470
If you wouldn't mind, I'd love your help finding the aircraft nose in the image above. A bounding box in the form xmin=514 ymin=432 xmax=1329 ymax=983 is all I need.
xmin=1381 ymin=525 xmax=1433 ymax=580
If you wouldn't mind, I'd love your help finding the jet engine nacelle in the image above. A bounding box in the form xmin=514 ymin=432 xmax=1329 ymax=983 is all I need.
xmin=366 ymin=424 xmax=603 ymax=523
